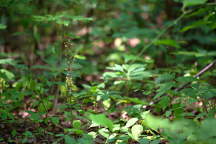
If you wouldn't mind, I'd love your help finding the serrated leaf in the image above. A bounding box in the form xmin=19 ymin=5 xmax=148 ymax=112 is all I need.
xmin=125 ymin=118 xmax=138 ymax=128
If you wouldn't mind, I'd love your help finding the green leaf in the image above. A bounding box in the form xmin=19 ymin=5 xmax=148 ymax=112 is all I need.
xmin=180 ymin=20 xmax=209 ymax=32
xmin=107 ymin=64 xmax=124 ymax=72
xmin=155 ymin=82 xmax=176 ymax=98
xmin=139 ymin=138 xmax=150 ymax=144
xmin=131 ymin=124 xmax=143 ymax=140
xmin=173 ymin=51 xmax=216 ymax=57
xmin=154 ymin=39 xmax=180 ymax=48
xmin=156 ymin=73 xmax=175 ymax=84
xmin=33 ymin=14 xmax=93 ymax=26
xmin=125 ymin=118 xmax=138 ymax=128
xmin=98 ymin=128 xmax=110 ymax=138
xmin=0 ymin=24 xmax=6 ymax=30
xmin=0 ymin=59 xmax=16 ymax=65
xmin=77 ymin=134 xmax=93 ymax=144
xmin=126 ymin=64 xmax=152 ymax=80
xmin=176 ymin=76 xmax=195 ymax=83
xmin=50 ymin=117 xmax=60 ymax=125
xmin=72 ymin=120 xmax=82 ymax=129
xmin=183 ymin=0 xmax=207 ymax=7
xmin=38 ymin=100 xmax=53 ymax=112
xmin=157 ymin=96 xmax=170 ymax=110
xmin=0 ymin=69 xmax=15 ymax=80
xmin=88 ymin=114 xmax=114 ymax=130
xmin=64 ymin=135 xmax=76 ymax=144
xmin=27 ymin=111 xmax=42 ymax=122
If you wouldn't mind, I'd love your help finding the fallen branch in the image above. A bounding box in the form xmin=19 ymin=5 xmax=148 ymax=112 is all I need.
xmin=175 ymin=59 xmax=216 ymax=92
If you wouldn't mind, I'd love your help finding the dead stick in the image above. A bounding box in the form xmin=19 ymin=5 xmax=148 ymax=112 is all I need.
xmin=150 ymin=59 xmax=216 ymax=106
xmin=174 ymin=59 xmax=216 ymax=92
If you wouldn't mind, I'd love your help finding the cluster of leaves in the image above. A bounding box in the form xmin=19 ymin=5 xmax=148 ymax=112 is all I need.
xmin=0 ymin=0 xmax=216 ymax=144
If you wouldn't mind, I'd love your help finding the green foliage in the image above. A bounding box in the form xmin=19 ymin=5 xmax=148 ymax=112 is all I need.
xmin=142 ymin=112 xmax=216 ymax=144
xmin=88 ymin=113 xmax=114 ymax=130
xmin=130 ymin=124 xmax=144 ymax=140
xmin=0 ymin=0 xmax=216 ymax=143
xmin=103 ymin=64 xmax=152 ymax=81
xmin=183 ymin=0 xmax=207 ymax=8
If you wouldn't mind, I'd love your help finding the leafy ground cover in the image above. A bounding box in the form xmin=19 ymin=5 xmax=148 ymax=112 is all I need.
xmin=0 ymin=0 xmax=216 ymax=144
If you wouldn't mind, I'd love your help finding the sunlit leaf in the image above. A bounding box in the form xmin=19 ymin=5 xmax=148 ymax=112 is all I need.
xmin=131 ymin=124 xmax=143 ymax=140
xmin=0 ymin=69 xmax=15 ymax=80
xmin=88 ymin=114 xmax=114 ymax=130
xmin=0 ymin=59 xmax=16 ymax=65
xmin=183 ymin=0 xmax=207 ymax=7
xmin=125 ymin=118 xmax=138 ymax=128
xmin=0 ymin=24 xmax=6 ymax=30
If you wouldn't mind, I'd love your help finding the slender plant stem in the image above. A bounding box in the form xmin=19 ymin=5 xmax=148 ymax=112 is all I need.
xmin=131 ymin=10 xmax=191 ymax=64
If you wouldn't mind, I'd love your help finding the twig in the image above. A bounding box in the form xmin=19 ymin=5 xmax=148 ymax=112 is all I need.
xmin=174 ymin=59 xmax=216 ymax=92
xmin=150 ymin=59 xmax=216 ymax=105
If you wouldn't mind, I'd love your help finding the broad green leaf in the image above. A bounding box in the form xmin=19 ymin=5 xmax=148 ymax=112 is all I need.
xmin=77 ymin=134 xmax=93 ymax=144
xmin=50 ymin=117 xmax=60 ymax=125
xmin=125 ymin=118 xmax=138 ymax=128
xmin=88 ymin=131 xmax=97 ymax=139
xmin=27 ymin=111 xmax=42 ymax=122
xmin=154 ymin=39 xmax=180 ymax=48
xmin=98 ymin=128 xmax=110 ymax=138
xmin=180 ymin=20 xmax=209 ymax=32
xmin=38 ymin=100 xmax=53 ymax=112
xmin=198 ymin=119 xmax=216 ymax=139
xmin=88 ymin=114 xmax=114 ymax=130
xmin=139 ymin=138 xmax=150 ymax=144
xmin=0 ymin=59 xmax=16 ymax=65
xmin=0 ymin=24 xmax=6 ymax=30
xmin=183 ymin=0 xmax=207 ymax=7
xmin=127 ymin=97 xmax=147 ymax=105
xmin=131 ymin=124 xmax=143 ymax=140
xmin=0 ymin=69 xmax=15 ymax=80
xmin=157 ymin=96 xmax=170 ymax=110
xmin=64 ymin=135 xmax=76 ymax=144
